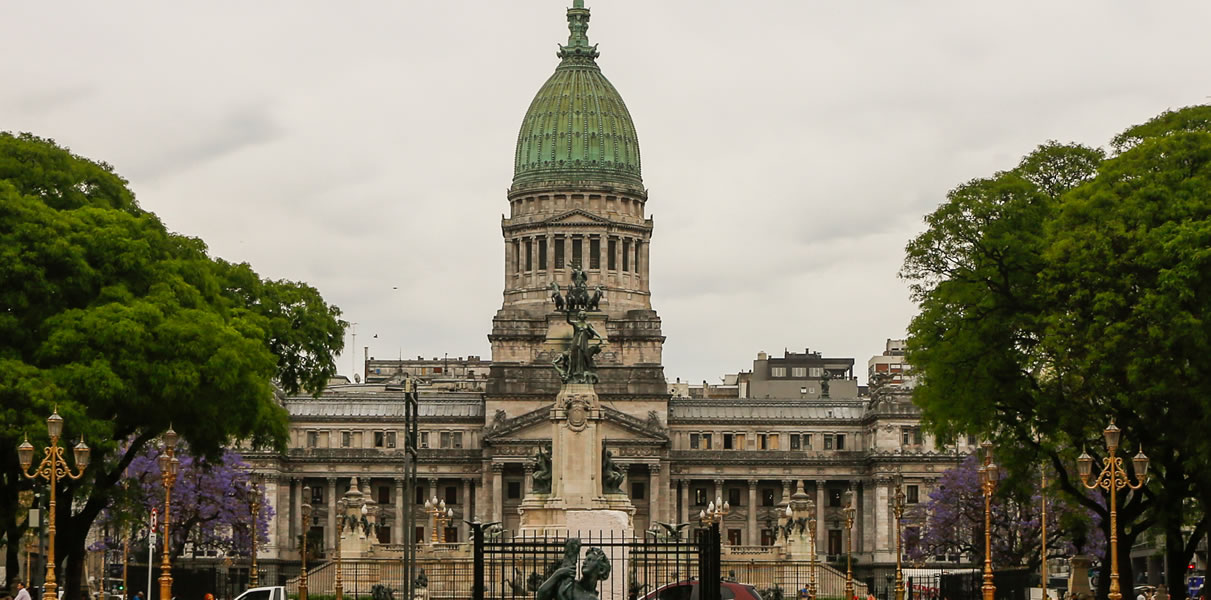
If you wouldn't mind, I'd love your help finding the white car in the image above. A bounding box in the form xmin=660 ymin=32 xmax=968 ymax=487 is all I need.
xmin=233 ymin=587 xmax=287 ymax=600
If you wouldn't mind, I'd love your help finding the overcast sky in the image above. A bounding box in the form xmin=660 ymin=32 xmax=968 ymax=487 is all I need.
xmin=4 ymin=2 xmax=1209 ymax=385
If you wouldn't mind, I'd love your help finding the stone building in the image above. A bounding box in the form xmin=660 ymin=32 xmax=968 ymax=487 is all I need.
xmin=242 ymin=0 xmax=972 ymax=581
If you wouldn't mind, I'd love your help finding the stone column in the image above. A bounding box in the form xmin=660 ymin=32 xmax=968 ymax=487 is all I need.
xmin=291 ymin=478 xmax=302 ymax=550
xmin=815 ymin=480 xmax=827 ymax=554
xmin=427 ymin=478 xmax=439 ymax=541
xmin=679 ymin=479 xmax=690 ymax=525
xmin=546 ymin=233 xmax=555 ymax=275
xmin=862 ymin=479 xmax=877 ymax=554
xmin=461 ymin=478 xmax=474 ymax=541
xmin=393 ymin=478 xmax=405 ymax=545
xmin=747 ymin=480 xmax=758 ymax=545
xmin=523 ymin=463 xmax=534 ymax=494
xmin=326 ymin=477 xmax=337 ymax=551
xmin=714 ymin=479 xmax=724 ymax=507
xmin=649 ymin=464 xmax=662 ymax=525
xmin=619 ymin=463 xmax=631 ymax=493
xmin=492 ymin=463 xmax=504 ymax=524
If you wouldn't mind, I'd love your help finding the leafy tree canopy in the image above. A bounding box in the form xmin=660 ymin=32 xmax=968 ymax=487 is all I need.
xmin=0 ymin=132 xmax=346 ymax=594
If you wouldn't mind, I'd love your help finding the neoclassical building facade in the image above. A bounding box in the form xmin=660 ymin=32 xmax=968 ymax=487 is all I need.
xmin=242 ymin=0 xmax=972 ymax=580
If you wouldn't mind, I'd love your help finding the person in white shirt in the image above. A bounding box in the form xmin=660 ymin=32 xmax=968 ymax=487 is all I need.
xmin=14 ymin=581 xmax=32 ymax=600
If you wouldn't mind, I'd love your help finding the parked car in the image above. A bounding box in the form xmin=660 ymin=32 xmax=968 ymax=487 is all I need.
xmin=641 ymin=579 xmax=764 ymax=600
xmin=234 ymin=587 xmax=288 ymax=600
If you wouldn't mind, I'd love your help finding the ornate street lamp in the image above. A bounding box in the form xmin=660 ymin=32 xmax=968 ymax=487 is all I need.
xmin=156 ymin=426 xmax=180 ymax=600
xmin=425 ymin=497 xmax=453 ymax=543
xmin=698 ymin=496 xmax=731 ymax=526
xmin=300 ymin=486 xmax=312 ymax=600
xmin=843 ymin=489 xmax=856 ymax=600
xmin=1079 ymin=420 xmax=1148 ymax=600
xmin=893 ymin=477 xmax=907 ymax=600
xmin=978 ymin=442 xmax=1000 ymax=600
xmin=18 ymin=407 xmax=90 ymax=600
xmin=1041 ymin=466 xmax=1050 ymax=600
xmin=249 ymin=474 xmax=262 ymax=587
xmin=335 ymin=497 xmax=346 ymax=600
xmin=806 ymin=498 xmax=818 ymax=600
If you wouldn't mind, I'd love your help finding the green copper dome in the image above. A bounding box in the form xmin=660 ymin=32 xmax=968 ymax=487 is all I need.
xmin=512 ymin=1 xmax=643 ymax=192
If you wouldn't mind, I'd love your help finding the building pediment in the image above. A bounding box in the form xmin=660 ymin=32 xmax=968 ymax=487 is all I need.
xmin=543 ymin=208 xmax=611 ymax=226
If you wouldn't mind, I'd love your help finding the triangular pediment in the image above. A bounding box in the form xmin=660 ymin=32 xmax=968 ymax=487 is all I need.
xmin=483 ymin=403 xmax=669 ymax=444
xmin=542 ymin=209 xmax=611 ymax=226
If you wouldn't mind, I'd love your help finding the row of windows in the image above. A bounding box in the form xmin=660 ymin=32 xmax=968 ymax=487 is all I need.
xmin=512 ymin=236 xmax=642 ymax=273
xmin=302 ymin=430 xmax=467 ymax=449
xmin=689 ymin=484 xmax=920 ymax=509
xmin=689 ymin=432 xmax=847 ymax=451
xmin=769 ymin=366 xmax=825 ymax=378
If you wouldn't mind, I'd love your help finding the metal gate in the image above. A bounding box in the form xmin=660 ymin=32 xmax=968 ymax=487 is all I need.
xmin=471 ymin=522 xmax=721 ymax=599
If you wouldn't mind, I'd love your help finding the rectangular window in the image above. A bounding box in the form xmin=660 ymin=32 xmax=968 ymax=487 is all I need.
xmin=809 ymin=367 xmax=823 ymax=377
xmin=702 ymin=434 xmax=712 ymax=449
xmin=758 ymin=434 xmax=769 ymax=450
xmin=555 ymin=238 xmax=565 ymax=269
xmin=771 ymin=367 xmax=786 ymax=377
xmin=769 ymin=434 xmax=779 ymax=450
xmin=693 ymin=488 xmax=708 ymax=506
xmin=829 ymin=489 xmax=842 ymax=507
xmin=415 ymin=486 xmax=425 ymax=505
xmin=525 ymin=239 xmax=533 ymax=271
xmin=907 ymin=485 xmax=919 ymax=504
xmin=792 ymin=367 xmax=807 ymax=377
xmin=761 ymin=529 xmax=776 ymax=547
xmin=420 ymin=432 xmax=429 ymax=449
xmin=572 ymin=238 xmax=583 ymax=266
xmin=761 ymin=489 xmax=776 ymax=507
xmin=513 ymin=240 xmax=520 ymax=273
xmin=622 ymin=239 xmax=631 ymax=271
xmin=836 ymin=434 xmax=846 ymax=450
xmin=374 ymin=431 xmax=385 ymax=448
xmin=306 ymin=431 xmax=318 ymax=448
xmin=377 ymin=487 xmax=390 ymax=505
xmin=634 ymin=241 xmax=641 ymax=273
xmin=728 ymin=529 xmax=743 ymax=546
xmin=378 ymin=526 xmax=391 ymax=544
xmin=828 ymin=530 xmax=843 ymax=555
xmin=452 ymin=432 xmax=463 ymax=449
xmin=538 ymin=238 xmax=547 ymax=270
xmin=443 ymin=526 xmax=457 ymax=543
xmin=824 ymin=435 xmax=834 ymax=450
xmin=734 ymin=433 xmax=745 ymax=450
xmin=690 ymin=433 xmax=699 ymax=449
xmin=341 ymin=431 xmax=351 ymax=448
xmin=507 ymin=481 xmax=521 ymax=499
xmin=723 ymin=434 xmax=734 ymax=450
xmin=445 ymin=485 xmax=458 ymax=505
xmin=311 ymin=486 xmax=324 ymax=504
xmin=728 ymin=488 xmax=742 ymax=507
xmin=589 ymin=237 xmax=601 ymax=269
xmin=415 ymin=526 xmax=425 ymax=545
xmin=440 ymin=432 xmax=451 ymax=448
xmin=631 ymin=482 xmax=646 ymax=500
xmin=386 ymin=431 xmax=397 ymax=448
xmin=802 ymin=434 xmax=812 ymax=450
xmin=790 ymin=434 xmax=801 ymax=450
xmin=608 ymin=239 xmax=617 ymax=270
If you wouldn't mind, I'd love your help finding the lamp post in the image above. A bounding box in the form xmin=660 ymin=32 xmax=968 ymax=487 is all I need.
xmin=893 ymin=477 xmax=907 ymax=600
xmin=155 ymin=426 xmax=180 ymax=600
xmin=843 ymin=489 xmax=856 ymax=600
xmin=978 ymin=441 xmax=1000 ymax=600
xmin=425 ymin=497 xmax=452 ymax=543
xmin=17 ymin=408 xmax=91 ymax=600
xmin=335 ymin=498 xmax=346 ymax=600
xmin=698 ymin=495 xmax=731 ymax=526
xmin=300 ymin=486 xmax=312 ymax=600
xmin=1040 ymin=467 xmax=1049 ymax=600
xmin=806 ymin=499 xmax=818 ymax=600
xmin=249 ymin=475 xmax=261 ymax=588
xmin=1079 ymin=421 xmax=1149 ymax=600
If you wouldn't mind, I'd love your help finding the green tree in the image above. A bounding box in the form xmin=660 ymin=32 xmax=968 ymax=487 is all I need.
xmin=902 ymin=105 xmax=1211 ymax=600
xmin=0 ymin=132 xmax=346 ymax=597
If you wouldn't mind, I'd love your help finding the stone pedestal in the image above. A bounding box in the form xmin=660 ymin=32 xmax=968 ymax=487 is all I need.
xmin=1069 ymin=555 xmax=1094 ymax=600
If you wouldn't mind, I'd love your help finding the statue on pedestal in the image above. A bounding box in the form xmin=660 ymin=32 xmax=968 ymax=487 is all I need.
xmin=602 ymin=448 xmax=625 ymax=494
xmin=532 ymin=446 xmax=553 ymax=494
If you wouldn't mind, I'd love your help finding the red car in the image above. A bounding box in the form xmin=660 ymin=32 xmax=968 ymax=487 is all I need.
xmin=641 ymin=579 xmax=764 ymax=600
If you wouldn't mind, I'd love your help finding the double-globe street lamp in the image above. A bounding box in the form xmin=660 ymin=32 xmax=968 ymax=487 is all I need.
xmin=978 ymin=442 xmax=1000 ymax=600
xmin=300 ymin=486 xmax=312 ymax=600
xmin=18 ymin=408 xmax=91 ymax=600
xmin=1079 ymin=421 xmax=1149 ymax=600
xmin=249 ymin=475 xmax=262 ymax=588
xmin=425 ymin=497 xmax=454 ymax=544
xmin=843 ymin=489 xmax=856 ymax=600
xmin=892 ymin=477 xmax=907 ymax=600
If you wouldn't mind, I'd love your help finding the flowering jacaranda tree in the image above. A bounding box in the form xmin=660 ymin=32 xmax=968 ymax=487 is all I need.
xmin=905 ymin=455 xmax=1104 ymax=569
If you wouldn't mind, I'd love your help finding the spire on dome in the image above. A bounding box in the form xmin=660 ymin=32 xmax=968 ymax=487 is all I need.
xmin=558 ymin=0 xmax=599 ymax=63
